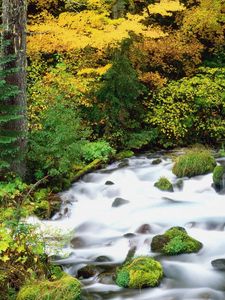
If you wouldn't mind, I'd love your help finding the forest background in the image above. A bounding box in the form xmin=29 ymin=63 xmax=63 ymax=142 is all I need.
xmin=0 ymin=0 xmax=225 ymax=299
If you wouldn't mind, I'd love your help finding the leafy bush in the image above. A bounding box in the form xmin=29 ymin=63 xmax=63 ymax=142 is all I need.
xmin=172 ymin=148 xmax=216 ymax=178
xmin=0 ymin=222 xmax=47 ymax=299
xmin=146 ymin=67 xmax=225 ymax=147
xmin=28 ymin=101 xmax=90 ymax=178
xmin=82 ymin=140 xmax=115 ymax=162
xmin=0 ymin=177 xmax=28 ymax=205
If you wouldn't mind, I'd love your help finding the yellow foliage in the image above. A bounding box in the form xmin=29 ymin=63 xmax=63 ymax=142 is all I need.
xmin=77 ymin=64 xmax=112 ymax=76
xmin=148 ymin=0 xmax=186 ymax=16
xmin=27 ymin=11 xmax=165 ymax=55
xmin=182 ymin=0 xmax=224 ymax=48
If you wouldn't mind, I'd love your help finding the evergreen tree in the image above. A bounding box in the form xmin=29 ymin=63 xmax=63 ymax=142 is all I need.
xmin=1 ymin=0 xmax=27 ymax=178
xmin=96 ymin=40 xmax=146 ymax=146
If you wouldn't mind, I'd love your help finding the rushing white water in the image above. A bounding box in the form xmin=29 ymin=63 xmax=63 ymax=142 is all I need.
xmin=42 ymin=153 xmax=225 ymax=299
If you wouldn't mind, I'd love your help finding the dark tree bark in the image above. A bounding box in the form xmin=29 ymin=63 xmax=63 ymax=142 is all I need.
xmin=2 ymin=0 xmax=27 ymax=178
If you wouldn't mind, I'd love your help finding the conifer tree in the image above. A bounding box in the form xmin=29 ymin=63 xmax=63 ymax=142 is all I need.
xmin=1 ymin=0 xmax=27 ymax=178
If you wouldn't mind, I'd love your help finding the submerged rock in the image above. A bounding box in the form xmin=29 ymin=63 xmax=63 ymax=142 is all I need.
xmin=112 ymin=197 xmax=130 ymax=207
xmin=77 ymin=265 xmax=99 ymax=279
xmin=151 ymin=227 xmax=202 ymax=255
xmin=154 ymin=177 xmax=174 ymax=192
xmin=152 ymin=158 xmax=162 ymax=165
xmin=17 ymin=274 xmax=81 ymax=300
xmin=136 ymin=224 xmax=151 ymax=234
xmin=211 ymin=259 xmax=225 ymax=270
xmin=115 ymin=256 xmax=163 ymax=288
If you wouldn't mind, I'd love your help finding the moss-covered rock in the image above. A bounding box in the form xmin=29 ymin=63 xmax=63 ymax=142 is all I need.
xmin=151 ymin=227 xmax=202 ymax=255
xmin=172 ymin=149 xmax=216 ymax=178
xmin=115 ymin=150 xmax=134 ymax=160
xmin=154 ymin=177 xmax=173 ymax=192
xmin=152 ymin=158 xmax=162 ymax=165
xmin=213 ymin=165 xmax=225 ymax=189
xmin=17 ymin=274 xmax=81 ymax=300
xmin=115 ymin=256 xmax=163 ymax=289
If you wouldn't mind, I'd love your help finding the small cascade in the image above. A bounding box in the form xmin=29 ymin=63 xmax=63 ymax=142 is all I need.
xmin=41 ymin=153 xmax=225 ymax=300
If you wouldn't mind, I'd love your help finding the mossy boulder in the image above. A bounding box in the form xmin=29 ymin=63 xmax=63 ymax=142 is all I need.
xmin=213 ymin=165 xmax=225 ymax=189
xmin=152 ymin=158 xmax=162 ymax=165
xmin=154 ymin=177 xmax=173 ymax=192
xmin=115 ymin=150 xmax=134 ymax=160
xmin=151 ymin=227 xmax=202 ymax=255
xmin=115 ymin=256 xmax=163 ymax=289
xmin=172 ymin=149 xmax=216 ymax=178
xmin=17 ymin=274 xmax=81 ymax=300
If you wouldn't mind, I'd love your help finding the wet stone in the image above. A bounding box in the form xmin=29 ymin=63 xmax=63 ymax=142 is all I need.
xmin=105 ymin=181 xmax=115 ymax=185
xmin=123 ymin=233 xmax=136 ymax=238
xmin=112 ymin=197 xmax=130 ymax=207
xmin=152 ymin=158 xmax=162 ymax=165
xmin=95 ymin=256 xmax=112 ymax=263
xmin=211 ymin=259 xmax=225 ymax=270
xmin=70 ymin=236 xmax=86 ymax=248
xmin=77 ymin=265 xmax=99 ymax=279
xmin=136 ymin=224 xmax=151 ymax=234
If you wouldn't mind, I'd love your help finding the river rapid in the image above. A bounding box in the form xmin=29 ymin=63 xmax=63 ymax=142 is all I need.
xmin=43 ymin=152 xmax=225 ymax=300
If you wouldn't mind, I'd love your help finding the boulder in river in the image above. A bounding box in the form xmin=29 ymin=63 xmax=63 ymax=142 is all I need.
xmin=152 ymin=158 xmax=162 ymax=165
xmin=77 ymin=265 xmax=99 ymax=279
xmin=154 ymin=177 xmax=173 ymax=192
xmin=112 ymin=197 xmax=130 ymax=207
xmin=211 ymin=259 xmax=225 ymax=271
xmin=115 ymin=256 xmax=163 ymax=288
xmin=172 ymin=148 xmax=216 ymax=178
xmin=17 ymin=274 xmax=81 ymax=300
xmin=212 ymin=165 xmax=225 ymax=191
xmin=151 ymin=227 xmax=202 ymax=255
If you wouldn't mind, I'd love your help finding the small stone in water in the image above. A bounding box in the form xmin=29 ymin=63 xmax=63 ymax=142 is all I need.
xmin=70 ymin=237 xmax=86 ymax=249
xmin=136 ymin=224 xmax=151 ymax=234
xmin=152 ymin=158 xmax=162 ymax=165
xmin=112 ymin=197 xmax=130 ymax=207
xmin=105 ymin=180 xmax=115 ymax=185
xmin=77 ymin=265 xmax=99 ymax=279
xmin=95 ymin=256 xmax=112 ymax=263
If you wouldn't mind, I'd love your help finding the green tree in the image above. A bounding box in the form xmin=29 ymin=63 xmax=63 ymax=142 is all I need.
xmin=96 ymin=40 xmax=146 ymax=147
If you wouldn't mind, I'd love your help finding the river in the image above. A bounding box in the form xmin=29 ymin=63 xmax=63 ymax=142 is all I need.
xmin=41 ymin=152 xmax=225 ymax=299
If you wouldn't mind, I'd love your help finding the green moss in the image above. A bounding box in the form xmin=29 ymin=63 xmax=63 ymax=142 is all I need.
xmin=115 ymin=256 xmax=163 ymax=289
xmin=172 ymin=148 xmax=216 ymax=178
xmin=154 ymin=177 xmax=173 ymax=192
xmin=115 ymin=150 xmax=134 ymax=160
xmin=213 ymin=165 xmax=225 ymax=187
xmin=151 ymin=227 xmax=202 ymax=255
xmin=152 ymin=158 xmax=162 ymax=165
xmin=17 ymin=274 xmax=81 ymax=300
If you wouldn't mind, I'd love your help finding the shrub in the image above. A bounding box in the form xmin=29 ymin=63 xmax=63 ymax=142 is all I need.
xmin=115 ymin=256 xmax=163 ymax=288
xmin=28 ymin=101 xmax=90 ymax=178
xmin=151 ymin=227 xmax=203 ymax=255
xmin=82 ymin=140 xmax=115 ymax=162
xmin=172 ymin=148 xmax=216 ymax=178
xmin=154 ymin=177 xmax=173 ymax=192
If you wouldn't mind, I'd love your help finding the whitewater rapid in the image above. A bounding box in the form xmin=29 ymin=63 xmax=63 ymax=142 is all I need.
xmin=40 ymin=152 xmax=225 ymax=299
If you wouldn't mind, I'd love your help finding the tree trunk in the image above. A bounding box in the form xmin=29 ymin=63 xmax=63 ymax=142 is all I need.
xmin=2 ymin=0 xmax=27 ymax=179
